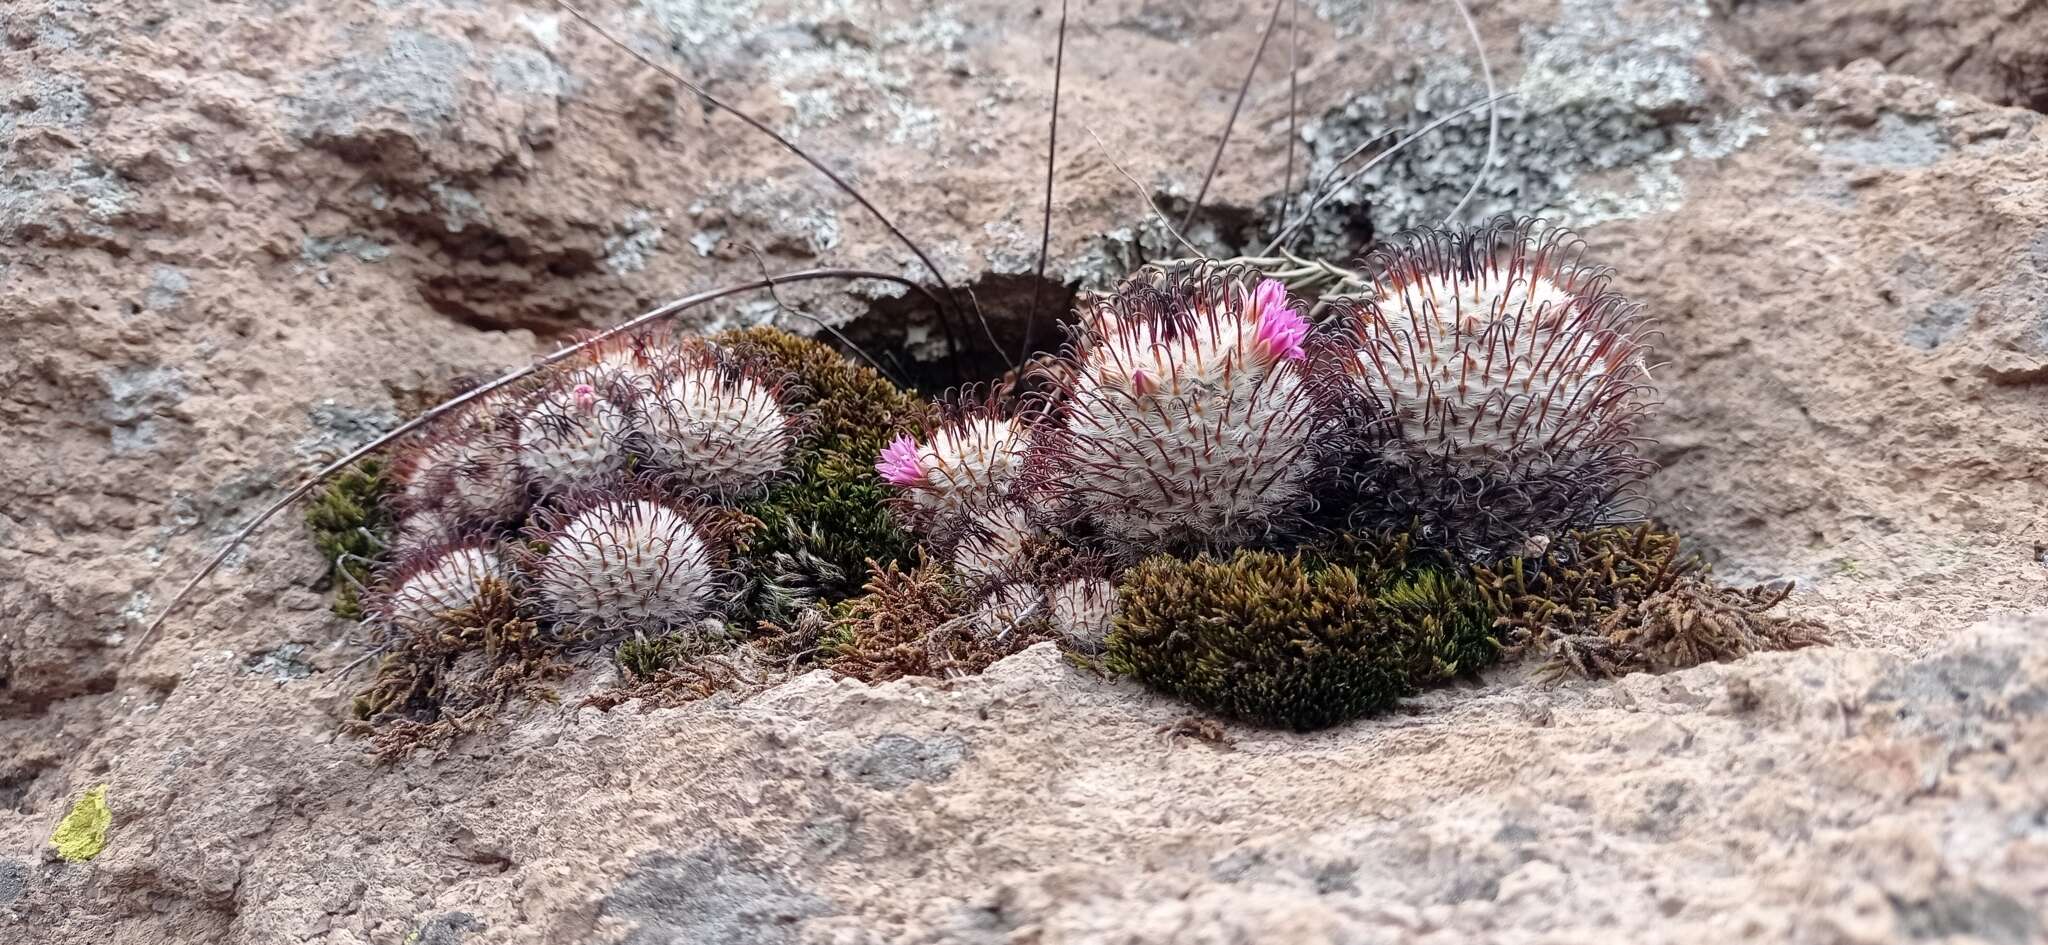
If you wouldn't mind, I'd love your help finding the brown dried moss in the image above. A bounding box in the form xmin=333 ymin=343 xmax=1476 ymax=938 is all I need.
xmin=1474 ymin=525 xmax=1827 ymax=679
xmin=344 ymin=580 xmax=570 ymax=761
xmin=820 ymin=560 xmax=1052 ymax=683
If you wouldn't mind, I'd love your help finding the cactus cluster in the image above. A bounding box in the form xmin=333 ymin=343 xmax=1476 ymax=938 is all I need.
xmin=875 ymin=221 xmax=1658 ymax=573
xmin=318 ymin=216 xmax=1820 ymax=741
xmin=337 ymin=323 xmax=929 ymax=729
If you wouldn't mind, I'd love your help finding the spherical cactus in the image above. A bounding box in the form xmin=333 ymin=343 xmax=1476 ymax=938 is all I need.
xmin=1040 ymin=265 xmax=1325 ymax=555
xmin=1047 ymin=576 xmax=1118 ymax=654
xmin=525 ymin=491 xmax=727 ymax=635
xmin=374 ymin=542 xmax=510 ymax=633
xmin=875 ymin=404 xmax=1030 ymax=531
xmin=634 ymin=346 xmax=794 ymax=500
xmin=1340 ymin=219 xmax=1656 ymax=555
xmin=515 ymin=379 xmax=635 ymax=497
xmin=949 ymin=502 xmax=1038 ymax=585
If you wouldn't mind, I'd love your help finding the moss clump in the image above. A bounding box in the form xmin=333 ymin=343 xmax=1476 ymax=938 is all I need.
xmin=1104 ymin=541 xmax=1500 ymax=731
xmin=715 ymin=327 xmax=933 ymax=607
xmin=1473 ymin=525 xmax=1699 ymax=644
xmin=1475 ymin=525 xmax=1825 ymax=678
xmin=49 ymin=784 xmax=110 ymax=862
xmin=304 ymin=459 xmax=392 ymax=619
xmin=347 ymin=579 xmax=568 ymax=760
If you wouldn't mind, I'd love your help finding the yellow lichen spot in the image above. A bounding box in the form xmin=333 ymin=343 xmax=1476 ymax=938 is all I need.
xmin=50 ymin=784 xmax=111 ymax=863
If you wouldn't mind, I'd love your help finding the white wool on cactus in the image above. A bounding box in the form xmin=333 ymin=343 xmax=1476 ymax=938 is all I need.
xmin=530 ymin=497 xmax=720 ymax=633
xmin=1350 ymin=223 xmax=1653 ymax=479
xmin=636 ymin=353 xmax=792 ymax=499
xmin=1051 ymin=270 xmax=1321 ymax=552
xmin=1047 ymin=576 xmax=1118 ymax=653
xmin=380 ymin=544 xmax=507 ymax=631
xmin=515 ymin=382 xmax=634 ymax=496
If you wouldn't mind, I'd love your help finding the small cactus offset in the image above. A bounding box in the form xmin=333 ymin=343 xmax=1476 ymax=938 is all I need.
xmin=371 ymin=541 xmax=512 ymax=634
xmin=1335 ymin=219 xmax=1658 ymax=556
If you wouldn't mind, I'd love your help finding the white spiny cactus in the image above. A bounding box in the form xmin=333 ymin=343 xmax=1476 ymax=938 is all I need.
xmin=635 ymin=349 xmax=793 ymax=499
xmin=949 ymin=503 xmax=1038 ymax=585
xmin=528 ymin=495 xmax=722 ymax=634
xmin=378 ymin=544 xmax=508 ymax=632
xmin=876 ymin=410 xmax=1030 ymax=529
xmin=1342 ymin=221 xmax=1656 ymax=551
xmin=1047 ymin=267 xmax=1322 ymax=553
xmin=1047 ymin=576 xmax=1118 ymax=653
xmin=515 ymin=381 xmax=635 ymax=496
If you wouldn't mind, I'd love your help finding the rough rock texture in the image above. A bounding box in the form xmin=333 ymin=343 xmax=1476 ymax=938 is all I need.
xmin=2 ymin=0 xmax=2045 ymax=941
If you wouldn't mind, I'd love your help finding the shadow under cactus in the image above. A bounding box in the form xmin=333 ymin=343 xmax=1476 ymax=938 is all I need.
xmin=345 ymin=580 xmax=572 ymax=762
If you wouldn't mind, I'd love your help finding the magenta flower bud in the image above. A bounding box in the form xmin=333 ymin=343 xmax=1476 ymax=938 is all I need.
xmin=876 ymin=435 xmax=927 ymax=486
xmin=1251 ymin=280 xmax=1308 ymax=362
xmin=572 ymin=383 xmax=598 ymax=414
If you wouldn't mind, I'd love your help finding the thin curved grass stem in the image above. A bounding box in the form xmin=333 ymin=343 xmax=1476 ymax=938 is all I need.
xmin=1183 ymin=0 xmax=1288 ymax=232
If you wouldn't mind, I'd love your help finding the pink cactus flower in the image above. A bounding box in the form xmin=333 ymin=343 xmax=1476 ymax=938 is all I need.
xmin=1250 ymin=280 xmax=1308 ymax=362
xmin=572 ymin=383 xmax=598 ymax=414
xmin=1129 ymin=367 xmax=1158 ymax=396
xmin=875 ymin=434 xmax=927 ymax=487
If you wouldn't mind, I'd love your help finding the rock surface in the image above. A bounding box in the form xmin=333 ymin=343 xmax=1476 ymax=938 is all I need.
xmin=2 ymin=0 xmax=2045 ymax=941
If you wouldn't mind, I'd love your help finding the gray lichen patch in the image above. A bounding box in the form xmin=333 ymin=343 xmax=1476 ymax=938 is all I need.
xmin=284 ymin=29 xmax=472 ymax=144
xmin=830 ymin=732 xmax=967 ymax=790
xmin=602 ymin=844 xmax=828 ymax=945
xmin=1283 ymin=0 xmax=1765 ymax=257
xmin=1823 ymin=113 xmax=1952 ymax=168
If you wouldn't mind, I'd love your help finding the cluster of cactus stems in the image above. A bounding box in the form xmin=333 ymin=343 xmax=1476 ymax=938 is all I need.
xmin=870 ymin=218 xmax=1659 ymax=653
xmin=365 ymin=331 xmax=796 ymax=644
xmin=339 ymin=217 xmax=1719 ymax=731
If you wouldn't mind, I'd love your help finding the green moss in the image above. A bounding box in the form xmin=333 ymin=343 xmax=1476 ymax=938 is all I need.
xmin=615 ymin=630 xmax=725 ymax=680
xmin=714 ymin=327 xmax=932 ymax=608
xmin=1471 ymin=524 xmax=1700 ymax=646
xmin=1104 ymin=542 xmax=1500 ymax=731
xmin=49 ymin=784 xmax=110 ymax=863
xmin=304 ymin=459 xmax=392 ymax=619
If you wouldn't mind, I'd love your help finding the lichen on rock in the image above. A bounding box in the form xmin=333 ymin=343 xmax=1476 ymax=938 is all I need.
xmin=49 ymin=784 xmax=110 ymax=863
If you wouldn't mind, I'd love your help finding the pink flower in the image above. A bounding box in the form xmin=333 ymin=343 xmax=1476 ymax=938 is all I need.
xmin=572 ymin=383 xmax=598 ymax=414
xmin=1250 ymin=279 xmax=1308 ymax=362
xmin=1129 ymin=367 xmax=1158 ymax=396
xmin=875 ymin=435 xmax=927 ymax=487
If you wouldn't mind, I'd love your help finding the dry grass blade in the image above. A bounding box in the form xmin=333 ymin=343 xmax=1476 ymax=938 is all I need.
xmin=1086 ymin=126 xmax=1203 ymax=258
xmin=133 ymin=268 xmax=924 ymax=660
xmin=1019 ymin=0 xmax=1071 ymax=366
xmin=1263 ymin=91 xmax=1516 ymax=256
xmin=1276 ymin=0 xmax=1300 ymax=241
xmin=1443 ymin=0 xmax=1500 ymax=223
xmin=1183 ymin=0 xmax=1288 ymax=232
xmin=552 ymin=0 xmax=966 ymax=377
